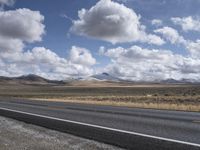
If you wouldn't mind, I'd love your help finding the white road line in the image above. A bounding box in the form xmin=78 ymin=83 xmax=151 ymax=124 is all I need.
xmin=0 ymin=106 xmax=199 ymax=147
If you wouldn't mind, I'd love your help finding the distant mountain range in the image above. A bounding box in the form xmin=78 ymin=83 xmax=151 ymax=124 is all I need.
xmin=0 ymin=74 xmax=65 ymax=85
xmin=0 ymin=73 xmax=199 ymax=85
xmin=87 ymin=72 xmax=122 ymax=82
xmin=88 ymin=73 xmax=199 ymax=84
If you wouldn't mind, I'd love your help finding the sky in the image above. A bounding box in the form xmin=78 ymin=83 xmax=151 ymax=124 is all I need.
xmin=1 ymin=0 xmax=200 ymax=81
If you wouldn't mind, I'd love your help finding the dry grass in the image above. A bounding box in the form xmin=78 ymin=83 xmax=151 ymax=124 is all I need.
xmin=29 ymin=95 xmax=200 ymax=112
xmin=0 ymin=84 xmax=200 ymax=112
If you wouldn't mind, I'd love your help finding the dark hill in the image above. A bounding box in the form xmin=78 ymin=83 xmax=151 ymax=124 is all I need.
xmin=0 ymin=74 xmax=65 ymax=85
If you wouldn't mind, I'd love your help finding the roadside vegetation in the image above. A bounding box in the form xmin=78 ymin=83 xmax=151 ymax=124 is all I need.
xmin=0 ymin=84 xmax=200 ymax=112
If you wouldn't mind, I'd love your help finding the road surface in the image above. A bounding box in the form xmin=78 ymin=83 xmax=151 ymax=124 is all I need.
xmin=0 ymin=98 xmax=199 ymax=149
xmin=0 ymin=116 xmax=123 ymax=150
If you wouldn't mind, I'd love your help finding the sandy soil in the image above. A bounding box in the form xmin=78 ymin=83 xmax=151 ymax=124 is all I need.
xmin=0 ymin=116 xmax=123 ymax=150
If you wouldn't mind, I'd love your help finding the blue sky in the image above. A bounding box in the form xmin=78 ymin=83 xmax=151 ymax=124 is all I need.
xmin=1 ymin=0 xmax=200 ymax=81
xmin=11 ymin=0 xmax=113 ymax=66
xmin=11 ymin=0 xmax=200 ymax=56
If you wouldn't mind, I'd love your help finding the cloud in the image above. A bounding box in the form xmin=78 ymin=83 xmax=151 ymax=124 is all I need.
xmin=69 ymin=46 xmax=96 ymax=66
xmin=151 ymin=19 xmax=163 ymax=26
xmin=171 ymin=16 xmax=200 ymax=32
xmin=154 ymin=26 xmax=200 ymax=59
xmin=0 ymin=0 xmax=15 ymax=7
xmin=154 ymin=26 xmax=187 ymax=45
xmin=0 ymin=46 xmax=96 ymax=79
xmin=71 ymin=0 xmax=164 ymax=45
xmin=102 ymin=45 xmax=200 ymax=81
xmin=0 ymin=8 xmax=45 ymax=43
xmin=0 ymin=8 xmax=45 ymax=54
xmin=0 ymin=36 xmax=24 ymax=52
xmin=0 ymin=8 xmax=96 ymax=79
xmin=186 ymin=40 xmax=200 ymax=58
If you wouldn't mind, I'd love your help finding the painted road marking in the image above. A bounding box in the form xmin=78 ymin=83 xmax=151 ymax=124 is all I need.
xmin=0 ymin=106 xmax=200 ymax=148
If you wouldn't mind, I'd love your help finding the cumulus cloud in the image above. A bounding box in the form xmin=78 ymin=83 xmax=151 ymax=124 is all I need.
xmin=1 ymin=0 xmax=199 ymax=81
xmin=171 ymin=16 xmax=200 ymax=32
xmin=0 ymin=36 xmax=24 ymax=52
xmin=154 ymin=26 xmax=200 ymax=59
xmin=154 ymin=26 xmax=187 ymax=45
xmin=71 ymin=0 xmax=164 ymax=45
xmin=151 ymin=19 xmax=163 ymax=26
xmin=0 ymin=8 xmax=96 ymax=79
xmin=69 ymin=46 xmax=96 ymax=66
xmin=186 ymin=40 xmax=200 ymax=58
xmin=0 ymin=46 xmax=96 ymax=79
xmin=0 ymin=8 xmax=45 ymax=43
xmin=101 ymin=45 xmax=200 ymax=81
xmin=0 ymin=8 xmax=45 ymax=54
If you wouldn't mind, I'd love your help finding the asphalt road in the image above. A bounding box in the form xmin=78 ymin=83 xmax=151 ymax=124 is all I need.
xmin=0 ymin=98 xmax=199 ymax=150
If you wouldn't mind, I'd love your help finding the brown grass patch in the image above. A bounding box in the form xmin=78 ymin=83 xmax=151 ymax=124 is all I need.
xmin=1 ymin=84 xmax=200 ymax=112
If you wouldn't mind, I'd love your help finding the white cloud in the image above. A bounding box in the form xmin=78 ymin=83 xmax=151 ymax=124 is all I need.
xmin=186 ymin=40 xmax=200 ymax=58
xmin=171 ymin=16 xmax=200 ymax=32
xmin=145 ymin=34 xmax=165 ymax=45
xmin=0 ymin=8 xmax=96 ymax=79
xmin=1 ymin=1 xmax=199 ymax=81
xmin=71 ymin=0 xmax=164 ymax=45
xmin=69 ymin=46 xmax=96 ymax=66
xmin=102 ymin=45 xmax=200 ymax=81
xmin=0 ymin=46 xmax=96 ymax=79
xmin=0 ymin=8 xmax=45 ymax=43
xmin=151 ymin=19 xmax=163 ymax=26
xmin=0 ymin=36 xmax=24 ymax=52
xmin=154 ymin=26 xmax=187 ymax=45
xmin=154 ymin=26 xmax=200 ymax=59
xmin=0 ymin=8 xmax=45 ymax=54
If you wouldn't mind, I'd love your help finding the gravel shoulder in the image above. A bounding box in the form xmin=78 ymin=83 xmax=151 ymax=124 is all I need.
xmin=0 ymin=116 xmax=123 ymax=150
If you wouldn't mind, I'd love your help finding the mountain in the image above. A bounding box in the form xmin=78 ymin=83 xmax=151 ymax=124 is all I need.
xmin=0 ymin=73 xmax=199 ymax=86
xmin=0 ymin=74 xmax=65 ymax=85
xmin=161 ymin=78 xmax=199 ymax=84
xmin=64 ymin=73 xmax=130 ymax=86
xmin=16 ymin=74 xmax=49 ymax=82
xmin=82 ymin=74 xmax=200 ymax=84
xmin=160 ymin=78 xmax=181 ymax=84
xmin=90 ymin=72 xmax=122 ymax=81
